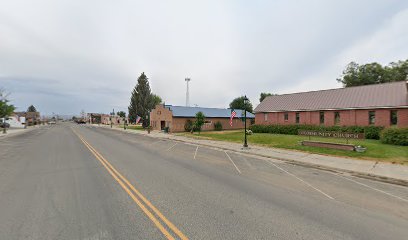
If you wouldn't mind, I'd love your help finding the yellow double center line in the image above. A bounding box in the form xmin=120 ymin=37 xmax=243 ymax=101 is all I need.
xmin=72 ymin=128 xmax=188 ymax=240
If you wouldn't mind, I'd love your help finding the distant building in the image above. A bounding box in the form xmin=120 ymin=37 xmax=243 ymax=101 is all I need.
xmin=101 ymin=115 xmax=111 ymax=125
xmin=86 ymin=113 xmax=105 ymax=124
xmin=13 ymin=111 xmax=40 ymax=125
xmin=254 ymin=81 xmax=408 ymax=128
xmin=150 ymin=104 xmax=254 ymax=132
xmin=86 ymin=113 xmax=126 ymax=125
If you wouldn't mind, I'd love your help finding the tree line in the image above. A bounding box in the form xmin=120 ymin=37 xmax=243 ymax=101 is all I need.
xmin=337 ymin=59 xmax=408 ymax=87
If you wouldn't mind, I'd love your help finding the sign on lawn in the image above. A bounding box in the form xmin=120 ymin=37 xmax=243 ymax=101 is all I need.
xmin=298 ymin=130 xmax=364 ymax=139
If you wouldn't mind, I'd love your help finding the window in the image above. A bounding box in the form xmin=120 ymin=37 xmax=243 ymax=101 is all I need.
xmin=369 ymin=111 xmax=375 ymax=125
xmin=264 ymin=113 xmax=268 ymax=121
xmin=295 ymin=113 xmax=300 ymax=124
xmin=284 ymin=113 xmax=289 ymax=121
xmin=319 ymin=111 xmax=324 ymax=124
xmin=390 ymin=110 xmax=398 ymax=125
xmin=334 ymin=112 xmax=340 ymax=125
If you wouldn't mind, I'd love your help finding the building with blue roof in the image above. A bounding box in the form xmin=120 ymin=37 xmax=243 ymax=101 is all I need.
xmin=150 ymin=104 xmax=254 ymax=132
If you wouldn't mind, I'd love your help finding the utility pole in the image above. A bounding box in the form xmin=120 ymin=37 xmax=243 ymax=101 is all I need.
xmin=185 ymin=78 xmax=191 ymax=107
xmin=110 ymin=109 xmax=114 ymax=128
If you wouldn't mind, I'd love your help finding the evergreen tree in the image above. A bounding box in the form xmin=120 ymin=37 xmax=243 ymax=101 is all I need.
xmin=128 ymin=72 xmax=153 ymax=127
xmin=27 ymin=105 xmax=37 ymax=112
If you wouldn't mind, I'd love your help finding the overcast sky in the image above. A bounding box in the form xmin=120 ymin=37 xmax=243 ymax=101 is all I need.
xmin=1 ymin=0 xmax=408 ymax=115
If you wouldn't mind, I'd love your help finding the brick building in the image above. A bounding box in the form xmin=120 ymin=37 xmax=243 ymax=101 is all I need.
xmin=150 ymin=105 xmax=254 ymax=132
xmin=13 ymin=111 xmax=41 ymax=125
xmin=86 ymin=113 xmax=126 ymax=125
xmin=254 ymin=81 xmax=408 ymax=128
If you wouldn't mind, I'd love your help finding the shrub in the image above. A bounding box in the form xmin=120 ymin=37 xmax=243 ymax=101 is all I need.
xmin=381 ymin=127 xmax=408 ymax=146
xmin=364 ymin=126 xmax=383 ymax=140
xmin=214 ymin=121 xmax=223 ymax=131
xmin=194 ymin=111 xmax=206 ymax=133
xmin=184 ymin=119 xmax=193 ymax=132
xmin=249 ymin=124 xmax=383 ymax=140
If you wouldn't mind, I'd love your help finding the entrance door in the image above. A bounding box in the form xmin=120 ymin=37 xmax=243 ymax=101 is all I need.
xmin=160 ymin=121 xmax=165 ymax=130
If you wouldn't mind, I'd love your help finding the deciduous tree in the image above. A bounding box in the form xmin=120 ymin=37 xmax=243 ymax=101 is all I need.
xmin=117 ymin=111 xmax=126 ymax=118
xmin=150 ymin=94 xmax=162 ymax=108
xmin=193 ymin=111 xmax=205 ymax=134
xmin=0 ymin=88 xmax=15 ymax=118
xmin=259 ymin=92 xmax=276 ymax=102
xmin=229 ymin=96 xmax=253 ymax=113
xmin=337 ymin=60 xmax=408 ymax=87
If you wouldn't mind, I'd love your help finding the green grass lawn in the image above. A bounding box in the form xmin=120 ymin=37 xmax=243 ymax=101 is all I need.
xmin=177 ymin=131 xmax=408 ymax=164
xmin=115 ymin=124 xmax=144 ymax=130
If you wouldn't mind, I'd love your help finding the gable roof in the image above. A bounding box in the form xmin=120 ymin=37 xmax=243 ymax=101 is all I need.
xmin=165 ymin=105 xmax=255 ymax=118
xmin=255 ymin=81 xmax=408 ymax=113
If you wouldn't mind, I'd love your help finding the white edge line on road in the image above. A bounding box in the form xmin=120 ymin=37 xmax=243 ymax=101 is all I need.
xmin=224 ymin=151 xmax=242 ymax=174
xmin=166 ymin=142 xmax=178 ymax=151
xmin=194 ymin=146 xmax=199 ymax=159
xmin=266 ymin=160 xmax=334 ymax=200
xmin=330 ymin=172 xmax=408 ymax=203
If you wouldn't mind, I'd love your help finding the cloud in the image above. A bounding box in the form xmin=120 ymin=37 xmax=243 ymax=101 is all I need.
xmin=0 ymin=0 xmax=407 ymax=114
xmin=291 ymin=7 xmax=408 ymax=94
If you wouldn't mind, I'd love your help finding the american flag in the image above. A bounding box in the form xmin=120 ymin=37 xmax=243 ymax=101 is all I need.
xmin=135 ymin=116 xmax=141 ymax=124
xmin=230 ymin=110 xmax=236 ymax=126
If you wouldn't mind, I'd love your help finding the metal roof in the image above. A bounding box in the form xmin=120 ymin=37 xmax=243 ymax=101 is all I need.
xmin=255 ymin=81 xmax=408 ymax=113
xmin=165 ymin=105 xmax=255 ymax=118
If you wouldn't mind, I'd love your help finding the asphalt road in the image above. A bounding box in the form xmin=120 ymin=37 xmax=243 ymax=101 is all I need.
xmin=0 ymin=123 xmax=407 ymax=240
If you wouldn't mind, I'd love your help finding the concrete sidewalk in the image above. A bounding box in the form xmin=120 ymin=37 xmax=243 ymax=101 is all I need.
xmin=0 ymin=127 xmax=32 ymax=138
xmin=0 ymin=125 xmax=45 ymax=139
xmin=95 ymin=124 xmax=408 ymax=185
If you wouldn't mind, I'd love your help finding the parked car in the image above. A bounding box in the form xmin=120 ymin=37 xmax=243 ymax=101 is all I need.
xmin=0 ymin=119 xmax=10 ymax=128
xmin=1 ymin=116 xmax=25 ymax=128
xmin=75 ymin=119 xmax=86 ymax=124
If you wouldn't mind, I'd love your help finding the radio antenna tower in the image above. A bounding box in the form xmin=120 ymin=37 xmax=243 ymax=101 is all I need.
xmin=185 ymin=78 xmax=191 ymax=107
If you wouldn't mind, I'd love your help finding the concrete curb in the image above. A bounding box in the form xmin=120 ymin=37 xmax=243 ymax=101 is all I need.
xmin=95 ymin=125 xmax=408 ymax=187
xmin=159 ymin=137 xmax=408 ymax=187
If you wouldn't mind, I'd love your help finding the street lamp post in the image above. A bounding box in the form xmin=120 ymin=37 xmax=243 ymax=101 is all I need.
xmin=243 ymin=95 xmax=248 ymax=148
